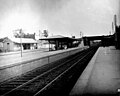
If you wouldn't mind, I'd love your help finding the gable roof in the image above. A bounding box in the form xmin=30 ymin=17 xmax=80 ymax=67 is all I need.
xmin=0 ymin=38 xmax=4 ymax=42
xmin=0 ymin=37 xmax=37 ymax=44
xmin=0 ymin=37 xmax=8 ymax=42
xmin=10 ymin=37 xmax=37 ymax=44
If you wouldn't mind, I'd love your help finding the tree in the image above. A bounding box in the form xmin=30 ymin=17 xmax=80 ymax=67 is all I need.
xmin=13 ymin=29 xmax=25 ymax=38
xmin=13 ymin=32 xmax=19 ymax=38
xmin=43 ymin=30 xmax=48 ymax=37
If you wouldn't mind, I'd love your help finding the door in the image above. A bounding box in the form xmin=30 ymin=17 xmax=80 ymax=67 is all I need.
xmin=7 ymin=43 xmax=10 ymax=51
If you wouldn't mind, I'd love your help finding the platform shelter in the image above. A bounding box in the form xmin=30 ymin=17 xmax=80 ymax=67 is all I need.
xmin=39 ymin=35 xmax=80 ymax=51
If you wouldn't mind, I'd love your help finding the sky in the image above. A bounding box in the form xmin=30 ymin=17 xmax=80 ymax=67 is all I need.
xmin=0 ymin=0 xmax=119 ymax=38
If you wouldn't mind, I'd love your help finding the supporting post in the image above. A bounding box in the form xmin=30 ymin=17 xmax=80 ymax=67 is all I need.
xmin=49 ymin=40 xmax=50 ymax=51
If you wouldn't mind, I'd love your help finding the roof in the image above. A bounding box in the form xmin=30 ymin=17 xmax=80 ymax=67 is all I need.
xmin=48 ymin=35 xmax=67 ymax=38
xmin=83 ymin=35 xmax=113 ymax=40
xmin=0 ymin=37 xmax=8 ymax=42
xmin=10 ymin=38 xmax=37 ymax=44
xmin=0 ymin=38 xmax=4 ymax=42
xmin=39 ymin=35 xmax=78 ymax=41
xmin=40 ymin=35 xmax=67 ymax=39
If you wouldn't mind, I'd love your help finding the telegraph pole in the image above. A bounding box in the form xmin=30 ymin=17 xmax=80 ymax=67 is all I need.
xmin=14 ymin=29 xmax=23 ymax=57
xmin=19 ymin=29 xmax=22 ymax=57
xmin=39 ymin=30 xmax=41 ymax=39
xmin=80 ymin=31 xmax=83 ymax=38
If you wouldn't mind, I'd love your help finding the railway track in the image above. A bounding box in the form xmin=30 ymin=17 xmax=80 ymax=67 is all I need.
xmin=0 ymin=46 xmax=98 ymax=96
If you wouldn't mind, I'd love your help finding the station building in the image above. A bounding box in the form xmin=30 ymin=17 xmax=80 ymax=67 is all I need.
xmin=0 ymin=37 xmax=37 ymax=52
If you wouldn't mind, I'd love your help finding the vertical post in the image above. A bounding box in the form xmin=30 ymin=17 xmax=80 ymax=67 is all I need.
xmin=20 ymin=29 xmax=22 ymax=57
xmin=80 ymin=31 xmax=82 ymax=38
xmin=56 ymin=40 xmax=58 ymax=50
xmin=49 ymin=40 xmax=50 ymax=51
xmin=112 ymin=22 xmax=114 ymax=34
xmin=39 ymin=30 xmax=41 ymax=39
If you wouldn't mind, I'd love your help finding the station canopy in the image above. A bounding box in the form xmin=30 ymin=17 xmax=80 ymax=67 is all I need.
xmin=39 ymin=35 xmax=78 ymax=44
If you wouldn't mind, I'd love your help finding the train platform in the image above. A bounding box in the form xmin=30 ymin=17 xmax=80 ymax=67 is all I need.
xmin=0 ymin=47 xmax=86 ymax=83
xmin=0 ymin=49 xmax=51 ymax=68
xmin=70 ymin=46 xmax=120 ymax=96
xmin=0 ymin=48 xmax=49 ymax=56
xmin=0 ymin=47 xmax=85 ymax=69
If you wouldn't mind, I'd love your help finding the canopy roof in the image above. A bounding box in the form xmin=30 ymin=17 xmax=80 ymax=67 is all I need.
xmin=39 ymin=35 xmax=77 ymax=41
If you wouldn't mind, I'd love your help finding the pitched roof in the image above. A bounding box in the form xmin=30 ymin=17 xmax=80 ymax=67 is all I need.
xmin=10 ymin=38 xmax=37 ymax=44
xmin=0 ymin=38 xmax=4 ymax=42
xmin=0 ymin=37 xmax=8 ymax=42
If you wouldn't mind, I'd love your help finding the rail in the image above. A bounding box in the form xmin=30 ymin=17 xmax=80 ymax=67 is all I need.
xmin=0 ymin=46 xmax=98 ymax=96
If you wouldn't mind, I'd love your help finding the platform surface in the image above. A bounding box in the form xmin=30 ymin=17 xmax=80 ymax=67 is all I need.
xmin=70 ymin=46 xmax=120 ymax=95
xmin=0 ymin=47 xmax=83 ymax=69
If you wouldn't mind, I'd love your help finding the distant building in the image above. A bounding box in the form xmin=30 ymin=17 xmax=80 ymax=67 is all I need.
xmin=37 ymin=39 xmax=50 ymax=49
xmin=14 ymin=32 xmax=36 ymax=39
xmin=23 ymin=33 xmax=36 ymax=39
xmin=0 ymin=37 xmax=5 ymax=52
xmin=0 ymin=37 xmax=37 ymax=52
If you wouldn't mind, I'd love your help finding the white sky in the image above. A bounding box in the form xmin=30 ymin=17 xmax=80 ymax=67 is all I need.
xmin=0 ymin=0 xmax=119 ymax=38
